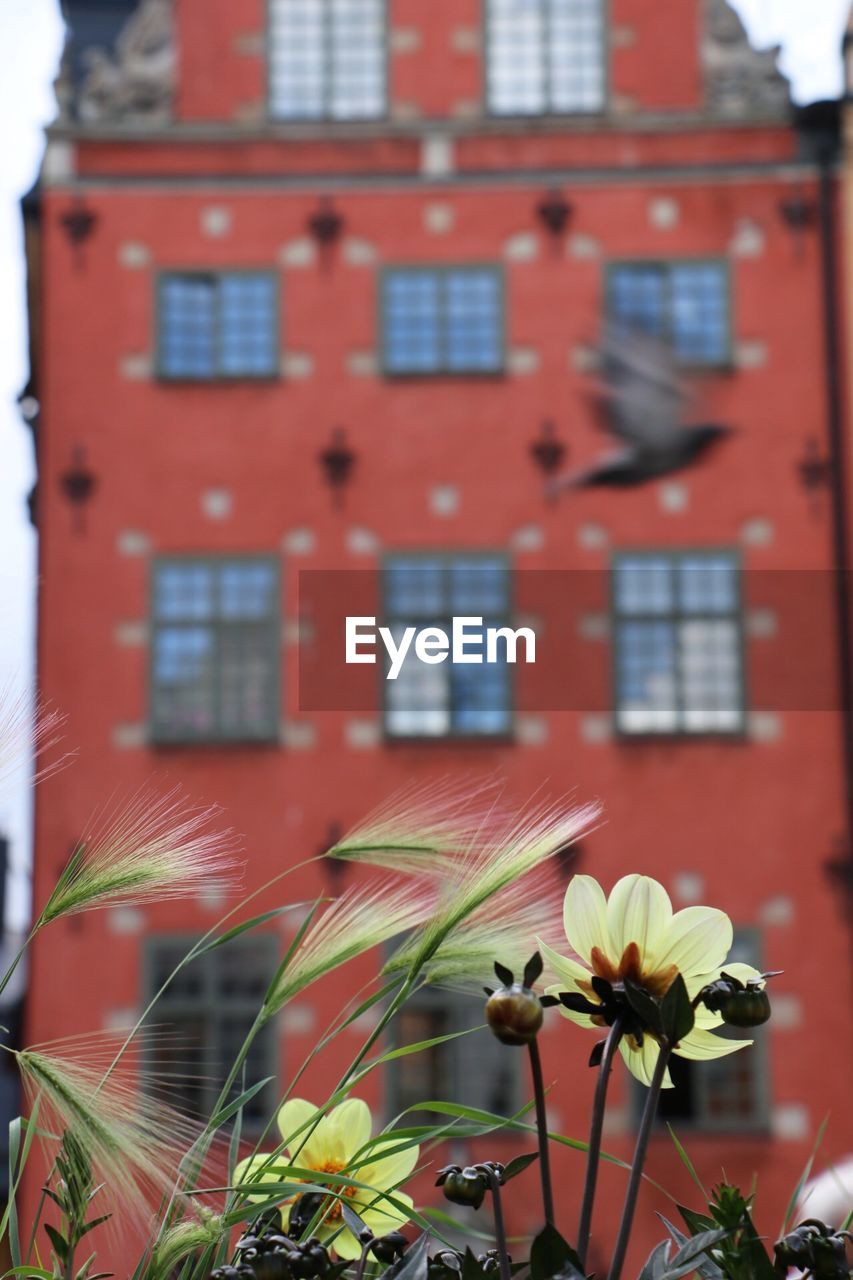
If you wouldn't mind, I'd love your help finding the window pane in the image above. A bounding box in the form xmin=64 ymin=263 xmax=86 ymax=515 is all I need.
xmin=680 ymin=619 xmax=741 ymax=732
xmin=144 ymin=939 xmax=276 ymax=1130
xmin=609 ymin=266 xmax=667 ymax=341
xmin=270 ymin=0 xmax=384 ymax=120
xmin=220 ymin=562 xmax=278 ymax=620
xmin=615 ymin=620 xmax=678 ymax=733
xmin=487 ymin=0 xmax=547 ymax=115
xmin=385 ymin=559 xmax=446 ymax=616
xmin=383 ymin=554 xmax=511 ymax=739
xmin=155 ymin=565 xmax=215 ymax=621
xmin=152 ymin=627 xmax=216 ymax=736
xmin=445 ymin=271 xmax=503 ymax=373
xmin=614 ymin=552 xmax=743 ymax=736
xmin=219 ymin=274 xmax=277 ymax=377
xmin=548 ymin=0 xmax=605 ymax=113
xmin=384 ymin=272 xmax=442 ymax=374
xmin=670 ymin=265 xmax=728 ymax=364
xmin=448 ymin=558 xmax=507 ymax=615
xmin=385 ymin=625 xmax=451 ymax=737
xmin=613 ymin=557 xmax=673 ymax=616
xmin=151 ymin=559 xmax=278 ymax=743
xmin=159 ymin=276 xmax=217 ymax=379
xmin=269 ymin=0 xmax=326 ymax=119
xmin=678 ymin=556 xmax=737 ymax=615
xmin=330 ymin=0 xmax=384 ymax=119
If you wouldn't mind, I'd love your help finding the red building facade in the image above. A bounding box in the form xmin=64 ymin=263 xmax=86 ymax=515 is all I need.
xmin=27 ymin=0 xmax=853 ymax=1271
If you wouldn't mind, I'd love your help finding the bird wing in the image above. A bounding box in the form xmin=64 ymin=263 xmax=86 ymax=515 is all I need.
xmin=594 ymin=329 xmax=688 ymax=452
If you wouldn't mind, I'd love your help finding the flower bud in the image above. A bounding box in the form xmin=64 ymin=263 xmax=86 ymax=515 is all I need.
xmin=435 ymin=1164 xmax=488 ymax=1210
xmin=486 ymin=983 xmax=544 ymax=1046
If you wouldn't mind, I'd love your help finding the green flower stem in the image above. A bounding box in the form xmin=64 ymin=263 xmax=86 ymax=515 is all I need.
xmin=607 ymin=1041 xmax=672 ymax=1280
xmin=485 ymin=1166 xmax=512 ymax=1280
xmin=527 ymin=1038 xmax=555 ymax=1228
xmin=576 ymin=1015 xmax=624 ymax=1268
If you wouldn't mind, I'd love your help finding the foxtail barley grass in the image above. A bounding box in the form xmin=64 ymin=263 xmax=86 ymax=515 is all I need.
xmin=36 ymin=785 xmax=239 ymax=925
xmin=329 ymin=786 xmax=600 ymax=978
xmin=382 ymin=865 xmax=569 ymax=988
xmin=16 ymin=1037 xmax=202 ymax=1225
xmin=261 ymin=879 xmax=436 ymax=1019
xmin=0 ymin=685 xmax=68 ymax=796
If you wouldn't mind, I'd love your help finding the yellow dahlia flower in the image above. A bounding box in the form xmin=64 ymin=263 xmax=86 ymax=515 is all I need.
xmin=539 ymin=873 xmax=761 ymax=1086
xmin=235 ymin=1098 xmax=418 ymax=1258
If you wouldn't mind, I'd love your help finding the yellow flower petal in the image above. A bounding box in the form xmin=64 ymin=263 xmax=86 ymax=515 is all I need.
xmin=235 ymin=1153 xmax=291 ymax=1202
xmin=673 ymin=1028 xmax=753 ymax=1061
xmin=278 ymin=1098 xmax=325 ymax=1166
xmin=563 ymin=875 xmax=609 ymax=964
xmin=720 ymin=962 xmax=763 ymax=986
xmin=545 ymin=982 xmax=599 ymax=1027
xmin=619 ymin=1036 xmax=673 ymax=1089
xmin=330 ymin=1228 xmax=363 ymax=1261
xmin=358 ymin=1190 xmax=414 ymax=1235
xmin=356 ymin=1136 xmax=419 ymax=1189
xmin=607 ymin=875 xmax=672 ymax=965
xmin=654 ymin=906 xmax=732 ymax=978
xmin=326 ymin=1098 xmax=373 ymax=1164
xmin=538 ymin=938 xmax=593 ymax=988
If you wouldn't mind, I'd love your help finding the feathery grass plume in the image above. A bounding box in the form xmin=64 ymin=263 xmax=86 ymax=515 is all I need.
xmin=262 ymin=880 xmax=436 ymax=1019
xmin=36 ymin=785 xmax=239 ymax=925
xmin=0 ymin=683 xmax=67 ymax=797
xmin=16 ymin=1038 xmax=201 ymax=1226
xmin=325 ymin=776 xmax=510 ymax=875
xmin=383 ymin=866 xmax=569 ymax=989
xmin=399 ymin=793 xmax=600 ymax=976
xmin=149 ymin=1209 xmax=225 ymax=1279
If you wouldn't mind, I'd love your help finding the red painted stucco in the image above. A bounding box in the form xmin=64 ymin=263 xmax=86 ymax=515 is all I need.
xmin=26 ymin=0 xmax=853 ymax=1274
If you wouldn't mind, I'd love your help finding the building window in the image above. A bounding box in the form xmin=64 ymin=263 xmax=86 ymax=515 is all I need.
xmin=607 ymin=262 xmax=730 ymax=367
xmin=382 ymin=554 xmax=512 ymax=738
xmin=157 ymin=273 xmax=278 ymax=380
xmin=269 ymin=0 xmax=385 ymax=121
xmin=612 ymin=552 xmax=744 ymax=735
xmin=143 ymin=935 xmax=277 ymax=1132
xmin=648 ymin=929 xmax=770 ymax=1132
xmin=150 ymin=557 xmax=280 ymax=744
xmin=382 ymin=268 xmax=504 ymax=376
xmin=486 ymin=0 xmax=605 ymax=116
xmin=388 ymin=987 xmax=521 ymax=1123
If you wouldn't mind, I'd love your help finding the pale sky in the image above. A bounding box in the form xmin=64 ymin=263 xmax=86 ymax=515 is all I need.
xmin=0 ymin=0 xmax=849 ymax=928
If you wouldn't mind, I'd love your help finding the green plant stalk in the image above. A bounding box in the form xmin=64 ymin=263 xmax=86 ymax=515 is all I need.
xmin=607 ymin=1042 xmax=672 ymax=1280
xmin=485 ymin=1166 xmax=512 ymax=1280
xmin=527 ymin=1038 xmax=555 ymax=1228
xmin=576 ymin=1016 xmax=624 ymax=1267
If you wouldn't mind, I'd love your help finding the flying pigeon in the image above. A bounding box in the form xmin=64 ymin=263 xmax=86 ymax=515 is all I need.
xmin=549 ymin=329 xmax=733 ymax=492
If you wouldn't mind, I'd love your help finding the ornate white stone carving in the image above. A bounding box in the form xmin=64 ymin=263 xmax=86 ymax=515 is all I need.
xmin=703 ymin=0 xmax=790 ymax=118
xmin=77 ymin=0 xmax=174 ymax=123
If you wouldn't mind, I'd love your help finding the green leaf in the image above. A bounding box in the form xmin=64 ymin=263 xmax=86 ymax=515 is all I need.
xmin=624 ymin=979 xmax=663 ymax=1035
xmin=44 ymin=1222 xmax=69 ymax=1263
xmin=666 ymin=1127 xmax=706 ymax=1197
xmin=660 ymin=974 xmax=695 ymax=1045
xmin=207 ymin=1077 xmax=274 ymax=1130
xmin=342 ymin=1201 xmax=369 ymax=1241
xmin=781 ymin=1113 xmax=828 ymax=1234
xmin=529 ymin=1224 xmax=585 ymax=1280
xmin=638 ymin=1240 xmax=671 ymax=1280
xmin=676 ymin=1204 xmax=716 ymax=1236
xmin=659 ymin=1218 xmax=723 ymax=1280
xmin=502 ymin=1151 xmax=539 ymax=1183
xmin=660 ymin=1228 xmax=730 ymax=1279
